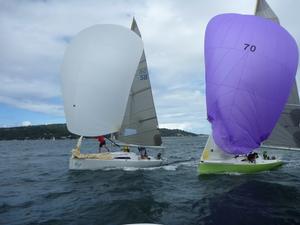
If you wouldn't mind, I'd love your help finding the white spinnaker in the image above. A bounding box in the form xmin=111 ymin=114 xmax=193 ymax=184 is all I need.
xmin=61 ymin=24 xmax=143 ymax=136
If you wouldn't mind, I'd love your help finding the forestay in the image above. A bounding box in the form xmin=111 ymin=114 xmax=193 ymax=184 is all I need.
xmin=61 ymin=24 xmax=143 ymax=136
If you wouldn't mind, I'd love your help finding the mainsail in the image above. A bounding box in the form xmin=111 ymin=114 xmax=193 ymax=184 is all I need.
xmin=255 ymin=0 xmax=300 ymax=149
xmin=116 ymin=18 xmax=162 ymax=146
xmin=254 ymin=0 xmax=279 ymax=23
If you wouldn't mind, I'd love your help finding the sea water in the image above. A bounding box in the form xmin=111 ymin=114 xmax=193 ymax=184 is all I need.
xmin=0 ymin=136 xmax=299 ymax=225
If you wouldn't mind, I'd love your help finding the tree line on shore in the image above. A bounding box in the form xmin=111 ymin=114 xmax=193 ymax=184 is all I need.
xmin=0 ymin=124 xmax=199 ymax=140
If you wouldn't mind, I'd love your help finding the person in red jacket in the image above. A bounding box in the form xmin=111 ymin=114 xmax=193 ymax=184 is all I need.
xmin=97 ymin=136 xmax=109 ymax=153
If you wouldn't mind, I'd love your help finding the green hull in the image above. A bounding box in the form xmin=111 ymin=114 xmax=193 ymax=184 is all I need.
xmin=198 ymin=160 xmax=283 ymax=175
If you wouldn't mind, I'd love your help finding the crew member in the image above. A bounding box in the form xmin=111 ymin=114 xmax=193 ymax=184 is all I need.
xmin=97 ymin=136 xmax=109 ymax=152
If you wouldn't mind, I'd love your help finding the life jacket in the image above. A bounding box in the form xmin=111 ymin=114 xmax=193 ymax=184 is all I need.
xmin=97 ymin=136 xmax=105 ymax=144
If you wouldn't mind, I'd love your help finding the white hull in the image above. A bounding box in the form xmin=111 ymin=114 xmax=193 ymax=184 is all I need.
xmin=69 ymin=152 xmax=163 ymax=170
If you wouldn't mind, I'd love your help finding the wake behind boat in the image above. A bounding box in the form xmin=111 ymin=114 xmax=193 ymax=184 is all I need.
xmin=61 ymin=19 xmax=164 ymax=170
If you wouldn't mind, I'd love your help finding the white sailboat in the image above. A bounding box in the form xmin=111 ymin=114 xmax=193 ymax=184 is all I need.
xmin=61 ymin=20 xmax=163 ymax=170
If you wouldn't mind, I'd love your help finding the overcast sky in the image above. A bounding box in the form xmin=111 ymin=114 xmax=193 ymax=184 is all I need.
xmin=0 ymin=0 xmax=299 ymax=134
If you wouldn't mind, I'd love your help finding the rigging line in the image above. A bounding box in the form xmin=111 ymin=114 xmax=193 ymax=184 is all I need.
xmin=130 ymin=87 xmax=151 ymax=96
xmin=139 ymin=116 xmax=157 ymax=123
xmin=106 ymin=137 xmax=120 ymax=147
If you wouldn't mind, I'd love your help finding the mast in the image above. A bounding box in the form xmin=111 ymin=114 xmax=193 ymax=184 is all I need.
xmin=255 ymin=0 xmax=300 ymax=149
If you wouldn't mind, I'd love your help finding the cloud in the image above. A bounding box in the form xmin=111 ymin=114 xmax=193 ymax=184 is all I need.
xmin=0 ymin=96 xmax=63 ymax=116
xmin=1 ymin=76 xmax=60 ymax=99
xmin=160 ymin=122 xmax=193 ymax=131
xmin=0 ymin=0 xmax=300 ymax=134
xmin=21 ymin=121 xmax=31 ymax=126
xmin=154 ymin=87 xmax=210 ymax=133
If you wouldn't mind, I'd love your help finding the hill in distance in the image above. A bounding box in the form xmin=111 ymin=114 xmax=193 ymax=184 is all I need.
xmin=0 ymin=123 xmax=201 ymax=140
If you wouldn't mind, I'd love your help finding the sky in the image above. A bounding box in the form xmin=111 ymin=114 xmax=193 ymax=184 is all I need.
xmin=0 ymin=0 xmax=300 ymax=134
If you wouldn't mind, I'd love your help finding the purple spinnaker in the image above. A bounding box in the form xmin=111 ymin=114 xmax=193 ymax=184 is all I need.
xmin=205 ymin=14 xmax=299 ymax=154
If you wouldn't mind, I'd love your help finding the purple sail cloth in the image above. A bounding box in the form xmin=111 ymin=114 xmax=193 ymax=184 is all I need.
xmin=205 ymin=14 xmax=299 ymax=154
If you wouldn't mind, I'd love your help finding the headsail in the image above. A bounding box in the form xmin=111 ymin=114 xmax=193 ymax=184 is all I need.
xmin=205 ymin=13 xmax=299 ymax=154
xmin=116 ymin=18 xmax=162 ymax=146
xmin=61 ymin=24 xmax=143 ymax=136
xmin=255 ymin=0 xmax=300 ymax=149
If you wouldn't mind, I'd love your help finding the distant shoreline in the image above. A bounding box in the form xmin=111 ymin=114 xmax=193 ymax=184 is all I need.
xmin=0 ymin=123 xmax=206 ymax=140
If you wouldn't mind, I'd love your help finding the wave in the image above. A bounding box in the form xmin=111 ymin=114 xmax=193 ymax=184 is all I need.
xmin=164 ymin=157 xmax=198 ymax=168
xmin=43 ymin=190 xmax=74 ymax=200
xmin=283 ymin=159 xmax=300 ymax=168
xmin=99 ymin=164 xmax=179 ymax=172
xmin=0 ymin=200 xmax=34 ymax=213
xmin=93 ymin=159 xmax=201 ymax=172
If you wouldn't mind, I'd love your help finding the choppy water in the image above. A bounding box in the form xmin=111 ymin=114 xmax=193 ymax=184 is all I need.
xmin=0 ymin=136 xmax=300 ymax=225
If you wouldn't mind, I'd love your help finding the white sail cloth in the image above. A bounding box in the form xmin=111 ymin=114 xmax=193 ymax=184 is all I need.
xmin=61 ymin=24 xmax=143 ymax=136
